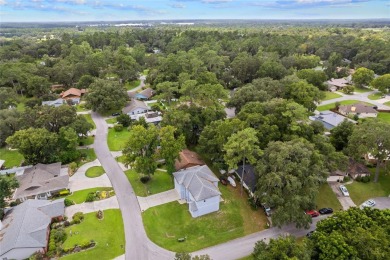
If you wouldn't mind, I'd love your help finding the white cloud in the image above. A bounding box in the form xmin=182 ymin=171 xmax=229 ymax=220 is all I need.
xmin=0 ymin=0 xmax=7 ymax=5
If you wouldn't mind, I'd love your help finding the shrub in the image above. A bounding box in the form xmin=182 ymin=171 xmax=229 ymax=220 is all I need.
xmin=117 ymin=114 xmax=132 ymax=127
xmin=63 ymin=221 xmax=70 ymax=227
xmin=114 ymin=124 xmax=124 ymax=132
xmin=362 ymin=176 xmax=371 ymax=183
xmin=81 ymin=240 xmax=91 ymax=249
xmin=355 ymin=176 xmax=362 ymax=182
xmin=85 ymin=192 xmax=96 ymax=202
xmin=72 ymin=212 xmax=84 ymax=224
xmin=343 ymin=176 xmax=351 ymax=183
xmin=140 ymin=175 xmax=151 ymax=183
xmin=9 ymin=201 xmax=19 ymax=207
xmin=64 ymin=198 xmax=74 ymax=207
xmin=69 ymin=162 xmax=78 ymax=175
xmin=52 ymin=228 xmax=67 ymax=243
xmin=60 ymin=189 xmax=70 ymax=196
xmin=96 ymin=210 xmax=104 ymax=220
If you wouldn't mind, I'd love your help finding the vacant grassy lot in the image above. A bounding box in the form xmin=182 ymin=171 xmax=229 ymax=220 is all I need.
xmin=66 ymin=187 xmax=112 ymax=204
xmin=61 ymin=209 xmax=125 ymax=260
xmin=124 ymin=79 xmax=141 ymax=90
xmin=378 ymin=112 xmax=390 ymax=124
xmin=142 ymin=185 xmax=268 ymax=252
xmin=368 ymin=93 xmax=383 ymax=100
xmin=346 ymin=167 xmax=390 ymax=206
xmin=85 ymin=166 xmax=105 ymax=178
xmin=322 ymin=91 xmax=342 ymax=101
xmin=0 ymin=148 xmax=24 ymax=168
xmin=81 ymin=114 xmax=96 ymax=129
xmin=316 ymin=183 xmax=342 ymax=211
xmin=125 ymin=169 xmax=173 ymax=196
xmin=107 ymin=128 xmax=131 ymax=151
xmin=317 ymin=100 xmax=373 ymax=111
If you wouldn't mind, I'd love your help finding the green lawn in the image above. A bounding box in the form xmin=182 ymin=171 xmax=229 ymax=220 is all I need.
xmin=85 ymin=166 xmax=105 ymax=178
xmin=317 ymin=100 xmax=374 ymax=111
xmin=76 ymin=104 xmax=89 ymax=112
xmin=384 ymin=101 xmax=390 ymax=107
xmin=142 ymin=185 xmax=268 ymax=252
xmin=346 ymin=167 xmax=390 ymax=206
xmin=81 ymin=114 xmax=96 ymax=129
xmin=79 ymin=136 xmax=94 ymax=146
xmin=322 ymin=91 xmax=342 ymax=101
xmin=142 ymin=69 xmax=149 ymax=76
xmin=77 ymin=149 xmax=97 ymax=167
xmin=61 ymin=209 xmax=125 ymax=260
xmin=378 ymin=112 xmax=390 ymax=124
xmin=66 ymin=187 xmax=112 ymax=204
xmin=107 ymin=128 xmax=131 ymax=151
xmin=354 ymin=86 xmax=371 ymax=93
xmin=124 ymin=79 xmax=141 ymax=90
xmin=125 ymin=169 xmax=173 ymax=197
xmin=316 ymin=183 xmax=343 ymax=211
xmin=105 ymin=118 xmax=117 ymax=124
xmin=367 ymin=93 xmax=383 ymax=100
xmin=0 ymin=148 xmax=24 ymax=168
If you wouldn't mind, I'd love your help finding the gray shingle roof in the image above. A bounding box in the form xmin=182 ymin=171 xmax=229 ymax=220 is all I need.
xmin=338 ymin=102 xmax=378 ymax=114
xmin=173 ymin=165 xmax=221 ymax=201
xmin=309 ymin=111 xmax=356 ymax=130
xmin=0 ymin=199 xmax=65 ymax=257
xmin=13 ymin=163 xmax=69 ymax=200
xmin=122 ymin=99 xmax=149 ymax=114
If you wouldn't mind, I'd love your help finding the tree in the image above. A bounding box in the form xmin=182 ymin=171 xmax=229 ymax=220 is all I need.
xmin=159 ymin=126 xmax=185 ymax=174
xmin=296 ymin=69 xmax=327 ymax=90
xmin=352 ymin=67 xmax=375 ymax=88
xmin=123 ymin=125 xmax=159 ymax=178
xmin=255 ymin=139 xmax=328 ymax=228
xmin=70 ymin=115 xmax=94 ymax=137
xmin=117 ymin=114 xmax=132 ymax=127
xmin=252 ymin=235 xmax=310 ymax=260
xmin=258 ymin=60 xmax=288 ymax=80
xmin=26 ymin=76 xmax=50 ymax=97
xmin=76 ymin=75 xmax=95 ymax=89
xmin=371 ymin=74 xmax=390 ymax=93
xmin=285 ymin=80 xmax=324 ymax=111
xmin=85 ymin=79 xmax=128 ymax=113
xmin=0 ymin=87 xmax=17 ymax=109
xmin=58 ymin=127 xmax=79 ymax=163
xmin=224 ymin=128 xmax=261 ymax=196
xmin=342 ymin=85 xmax=355 ymax=94
xmin=0 ymin=175 xmax=19 ymax=219
xmin=0 ymin=109 xmax=22 ymax=146
xmin=6 ymin=128 xmax=59 ymax=164
xmin=348 ymin=119 xmax=390 ymax=182
xmin=330 ymin=120 xmax=355 ymax=152
xmin=155 ymin=81 xmax=178 ymax=106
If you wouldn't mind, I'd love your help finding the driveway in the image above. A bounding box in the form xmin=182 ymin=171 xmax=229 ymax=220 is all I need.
xmin=137 ymin=189 xmax=181 ymax=211
xmin=65 ymin=196 xmax=119 ymax=218
xmin=328 ymin=182 xmax=356 ymax=210
xmin=372 ymin=197 xmax=390 ymax=210
xmin=128 ymin=75 xmax=146 ymax=94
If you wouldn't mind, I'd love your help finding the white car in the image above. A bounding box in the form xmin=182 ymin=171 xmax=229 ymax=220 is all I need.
xmin=339 ymin=185 xmax=349 ymax=196
xmin=361 ymin=199 xmax=376 ymax=208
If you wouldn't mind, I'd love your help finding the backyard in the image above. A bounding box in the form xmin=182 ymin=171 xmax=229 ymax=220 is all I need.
xmin=66 ymin=187 xmax=113 ymax=204
xmin=346 ymin=167 xmax=390 ymax=206
xmin=316 ymin=183 xmax=342 ymax=211
xmin=61 ymin=209 xmax=125 ymax=260
xmin=85 ymin=166 xmax=105 ymax=178
xmin=125 ymin=169 xmax=173 ymax=196
xmin=142 ymin=185 xmax=268 ymax=252
xmin=0 ymin=148 xmax=24 ymax=168
xmin=378 ymin=112 xmax=390 ymax=124
xmin=107 ymin=128 xmax=131 ymax=151
xmin=317 ymin=100 xmax=373 ymax=111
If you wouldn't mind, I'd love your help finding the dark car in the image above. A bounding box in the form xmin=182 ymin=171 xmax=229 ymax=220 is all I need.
xmin=319 ymin=208 xmax=333 ymax=215
xmin=112 ymin=112 xmax=120 ymax=116
xmin=305 ymin=210 xmax=320 ymax=218
xmin=306 ymin=231 xmax=315 ymax=238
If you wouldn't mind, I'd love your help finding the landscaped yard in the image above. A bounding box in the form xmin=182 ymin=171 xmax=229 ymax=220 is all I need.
xmin=105 ymin=117 xmax=117 ymax=124
xmin=346 ymin=167 xmax=390 ymax=206
xmin=81 ymin=114 xmax=96 ymax=129
xmin=322 ymin=91 xmax=342 ymax=101
xmin=124 ymin=79 xmax=141 ymax=90
xmin=77 ymin=149 xmax=97 ymax=167
xmin=0 ymin=148 xmax=24 ymax=168
xmin=76 ymin=104 xmax=89 ymax=112
xmin=85 ymin=166 xmax=105 ymax=178
xmin=367 ymin=92 xmax=383 ymax=100
xmin=66 ymin=187 xmax=112 ymax=204
xmin=354 ymin=86 xmax=371 ymax=93
xmin=317 ymin=100 xmax=374 ymax=111
xmin=142 ymin=185 xmax=268 ymax=252
xmin=107 ymin=128 xmax=131 ymax=151
xmin=316 ymin=183 xmax=342 ymax=211
xmin=125 ymin=169 xmax=173 ymax=196
xmin=378 ymin=112 xmax=390 ymax=124
xmin=61 ymin=209 xmax=125 ymax=260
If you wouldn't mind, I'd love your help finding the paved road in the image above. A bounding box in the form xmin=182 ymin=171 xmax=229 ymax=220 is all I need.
xmin=128 ymin=75 xmax=146 ymax=94
xmin=91 ymin=112 xmax=174 ymax=260
xmin=319 ymin=90 xmax=390 ymax=109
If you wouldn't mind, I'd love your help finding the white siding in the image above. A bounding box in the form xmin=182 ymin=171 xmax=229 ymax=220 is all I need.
xmin=190 ymin=195 xmax=220 ymax=218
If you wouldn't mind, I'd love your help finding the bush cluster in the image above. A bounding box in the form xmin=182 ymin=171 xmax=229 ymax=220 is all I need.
xmin=64 ymin=198 xmax=74 ymax=207
xmin=114 ymin=124 xmax=124 ymax=132
xmin=355 ymin=175 xmax=371 ymax=183
xmin=140 ymin=175 xmax=151 ymax=183
xmin=72 ymin=212 xmax=84 ymax=224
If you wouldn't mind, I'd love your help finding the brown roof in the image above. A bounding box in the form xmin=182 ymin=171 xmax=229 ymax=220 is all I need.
xmin=327 ymin=78 xmax=349 ymax=88
xmin=60 ymin=88 xmax=85 ymax=98
xmin=347 ymin=158 xmax=371 ymax=179
xmin=175 ymin=149 xmax=205 ymax=171
xmin=139 ymin=88 xmax=154 ymax=99
xmin=338 ymin=102 xmax=378 ymax=114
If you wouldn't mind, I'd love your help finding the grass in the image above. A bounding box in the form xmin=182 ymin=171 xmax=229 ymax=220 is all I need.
xmin=61 ymin=209 xmax=125 ymax=260
xmin=346 ymin=167 xmax=390 ymax=206
xmin=105 ymin=117 xmax=117 ymax=124
xmin=317 ymin=100 xmax=374 ymax=111
xmin=0 ymin=148 xmax=24 ymax=168
xmin=354 ymin=86 xmax=372 ymax=93
xmin=377 ymin=112 xmax=390 ymax=124
xmin=81 ymin=114 xmax=96 ymax=129
xmin=142 ymin=69 xmax=149 ymax=76
xmin=238 ymin=256 xmax=253 ymax=260
xmin=384 ymin=101 xmax=390 ymax=107
xmin=107 ymin=128 xmax=131 ymax=151
xmin=124 ymin=169 xmax=173 ymax=197
xmin=142 ymin=185 xmax=268 ymax=252
xmin=79 ymin=136 xmax=94 ymax=146
xmin=367 ymin=93 xmax=383 ymax=100
xmin=76 ymin=104 xmax=89 ymax=112
xmin=316 ymin=183 xmax=343 ymax=211
xmin=124 ymin=79 xmax=141 ymax=90
xmin=85 ymin=166 xmax=105 ymax=178
xmin=322 ymin=91 xmax=342 ymax=101
xmin=66 ymin=187 xmax=112 ymax=204
xmin=77 ymin=149 xmax=97 ymax=167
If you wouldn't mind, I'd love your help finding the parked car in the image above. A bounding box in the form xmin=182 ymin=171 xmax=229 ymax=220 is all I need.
xmin=305 ymin=210 xmax=320 ymax=218
xmin=227 ymin=176 xmax=236 ymax=187
xmin=339 ymin=185 xmax=349 ymax=196
xmin=112 ymin=112 xmax=120 ymax=116
xmin=361 ymin=199 xmax=376 ymax=208
xmin=319 ymin=208 xmax=333 ymax=215
xmin=306 ymin=230 xmax=315 ymax=238
xmin=262 ymin=204 xmax=271 ymax=217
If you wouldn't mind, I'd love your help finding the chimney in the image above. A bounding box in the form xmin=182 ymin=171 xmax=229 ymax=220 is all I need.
xmin=351 ymin=106 xmax=356 ymax=112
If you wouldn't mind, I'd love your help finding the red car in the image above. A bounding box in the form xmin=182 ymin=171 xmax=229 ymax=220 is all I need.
xmin=305 ymin=210 xmax=320 ymax=218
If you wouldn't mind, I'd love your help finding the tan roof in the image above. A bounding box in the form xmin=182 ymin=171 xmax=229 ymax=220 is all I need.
xmin=122 ymin=99 xmax=149 ymax=114
xmin=338 ymin=102 xmax=378 ymax=114
xmin=175 ymin=149 xmax=205 ymax=171
xmin=60 ymin=88 xmax=85 ymax=98
xmin=327 ymin=78 xmax=349 ymax=88
xmin=138 ymin=88 xmax=154 ymax=99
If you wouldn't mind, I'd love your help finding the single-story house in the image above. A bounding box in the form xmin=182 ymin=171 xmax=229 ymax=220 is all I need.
xmin=327 ymin=170 xmax=347 ymax=182
xmin=42 ymin=98 xmax=65 ymax=107
xmin=326 ymin=78 xmax=350 ymax=91
xmin=130 ymin=111 xmax=162 ymax=125
xmin=122 ymin=99 xmax=150 ymax=116
xmin=13 ymin=162 xmax=69 ymax=201
xmin=128 ymin=91 xmax=136 ymax=99
xmin=338 ymin=102 xmax=378 ymax=118
xmin=60 ymin=87 xmax=86 ymax=101
xmin=0 ymin=199 xmax=65 ymax=260
xmin=173 ymin=165 xmax=221 ymax=218
xmin=175 ymin=149 xmax=205 ymax=171
xmin=135 ymin=88 xmax=154 ymax=100
xmin=235 ymin=164 xmax=258 ymax=197
xmin=309 ymin=111 xmax=356 ymax=130
xmin=329 ymin=158 xmax=371 ymax=181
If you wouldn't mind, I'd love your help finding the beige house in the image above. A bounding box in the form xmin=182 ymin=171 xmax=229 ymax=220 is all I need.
xmin=338 ymin=102 xmax=378 ymax=118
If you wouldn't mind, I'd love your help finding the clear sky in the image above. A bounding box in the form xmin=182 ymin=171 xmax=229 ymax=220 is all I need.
xmin=0 ymin=0 xmax=389 ymax=22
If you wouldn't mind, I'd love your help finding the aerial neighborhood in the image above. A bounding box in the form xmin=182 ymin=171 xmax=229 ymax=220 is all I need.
xmin=1 ymin=12 xmax=390 ymax=260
